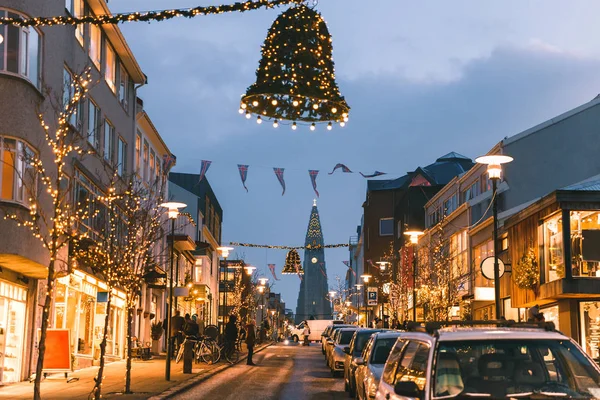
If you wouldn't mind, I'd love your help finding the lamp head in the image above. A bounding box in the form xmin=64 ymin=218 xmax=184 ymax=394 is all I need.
xmin=160 ymin=202 xmax=187 ymax=219
xmin=475 ymin=155 xmax=513 ymax=180
xmin=258 ymin=277 xmax=269 ymax=286
xmin=328 ymin=291 xmax=337 ymax=298
xmin=376 ymin=261 xmax=389 ymax=271
xmin=404 ymin=230 xmax=424 ymax=244
xmin=258 ymin=285 xmax=265 ymax=294
xmin=217 ymin=246 xmax=234 ymax=259
xmin=244 ymin=265 xmax=257 ymax=275
xmin=360 ymin=274 xmax=372 ymax=283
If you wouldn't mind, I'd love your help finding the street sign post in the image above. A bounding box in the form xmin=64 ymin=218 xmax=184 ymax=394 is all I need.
xmin=367 ymin=287 xmax=378 ymax=306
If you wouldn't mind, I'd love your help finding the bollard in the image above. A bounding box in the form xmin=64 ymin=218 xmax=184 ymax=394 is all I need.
xmin=183 ymin=340 xmax=194 ymax=373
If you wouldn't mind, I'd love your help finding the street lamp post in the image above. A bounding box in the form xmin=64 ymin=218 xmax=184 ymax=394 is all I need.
xmin=328 ymin=291 xmax=336 ymax=319
xmin=217 ymin=246 xmax=234 ymax=333
xmin=405 ymin=230 xmax=424 ymax=322
xmin=360 ymin=274 xmax=371 ymax=325
xmin=160 ymin=201 xmax=187 ymax=381
xmin=376 ymin=261 xmax=389 ymax=320
xmin=354 ymin=284 xmax=363 ymax=326
xmin=476 ymin=155 xmax=513 ymax=319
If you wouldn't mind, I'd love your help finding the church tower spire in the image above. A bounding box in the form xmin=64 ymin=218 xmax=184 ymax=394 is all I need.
xmin=296 ymin=201 xmax=331 ymax=323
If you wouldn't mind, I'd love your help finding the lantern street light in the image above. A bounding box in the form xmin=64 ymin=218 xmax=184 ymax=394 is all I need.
xmin=160 ymin=201 xmax=187 ymax=381
xmin=328 ymin=291 xmax=337 ymax=319
xmin=244 ymin=265 xmax=257 ymax=276
xmin=258 ymin=277 xmax=269 ymax=286
xmin=405 ymin=230 xmax=424 ymax=322
xmin=217 ymin=246 xmax=235 ymax=332
xmin=376 ymin=261 xmax=389 ymax=271
xmin=475 ymin=154 xmax=513 ymax=319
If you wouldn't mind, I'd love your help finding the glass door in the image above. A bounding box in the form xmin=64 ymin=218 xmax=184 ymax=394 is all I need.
xmin=2 ymin=300 xmax=25 ymax=383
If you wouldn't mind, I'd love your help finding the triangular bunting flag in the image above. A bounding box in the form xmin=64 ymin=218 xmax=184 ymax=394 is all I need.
xmin=199 ymin=160 xmax=212 ymax=182
xmin=273 ymin=167 xmax=286 ymax=195
xmin=268 ymin=264 xmax=280 ymax=281
xmin=328 ymin=163 xmax=353 ymax=175
xmin=238 ymin=164 xmax=249 ymax=192
xmin=162 ymin=153 xmax=176 ymax=175
xmin=309 ymin=170 xmax=320 ymax=198
xmin=360 ymin=171 xmax=387 ymax=178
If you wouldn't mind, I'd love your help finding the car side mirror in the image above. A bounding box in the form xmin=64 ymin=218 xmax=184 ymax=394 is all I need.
xmin=343 ymin=346 xmax=350 ymax=355
xmin=355 ymin=357 xmax=365 ymax=366
xmin=394 ymin=381 xmax=420 ymax=398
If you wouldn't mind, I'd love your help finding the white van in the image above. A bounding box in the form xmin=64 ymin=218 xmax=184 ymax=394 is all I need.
xmin=290 ymin=319 xmax=343 ymax=342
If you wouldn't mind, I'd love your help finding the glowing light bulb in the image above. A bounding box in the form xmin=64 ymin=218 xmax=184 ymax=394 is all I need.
xmin=343 ymin=116 xmax=349 ymax=122
xmin=340 ymin=121 xmax=346 ymax=127
xmin=327 ymin=122 xmax=332 ymax=131
xmin=342 ymin=112 xmax=348 ymax=118
xmin=252 ymin=100 xmax=259 ymax=107
xmin=256 ymin=116 xmax=262 ymax=124
xmin=245 ymin=111 xmax=251 ymax=119
xmin=241 ymin=103 xmax=247 ymax=109
xmin=292 ymin=122 xmax=297 ymax=130
xmin=292 ymin=100 xmax=299 ymax=107
xmin=312 ymin=103 xmax=319 ymax=110
xmin=271 ymin=99 xmax=278 ymax=106
xmin=331 ymin=107 xmax=337 ymax=113
xmin=273 ymin=120 xmax=279 ymax=128
xmin=238 ymin=108 xmax=244 ymax=114
xmin=310 ymin=123 xmax=316 ymax=131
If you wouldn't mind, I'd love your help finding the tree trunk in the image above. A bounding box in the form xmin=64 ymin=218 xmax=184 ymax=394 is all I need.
xmin=124 ymin=306 xmax=133 ymax=394
xmin=93 ymin=290 xmax=113 ymax=400
xmin=33 ymin=258 xmax=55 ymax=400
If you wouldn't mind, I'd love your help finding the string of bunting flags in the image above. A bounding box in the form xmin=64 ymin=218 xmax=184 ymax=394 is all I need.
xmin=195 ymin=160 xmax=387 ymax=197
xmin=0 ymin=0 xmax=303 ymax=27
xmin=229 ymin=242 xmax=348 ymax=249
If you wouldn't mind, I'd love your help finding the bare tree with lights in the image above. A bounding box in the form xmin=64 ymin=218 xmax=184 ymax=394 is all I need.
xmin=0 ymin=68 xmax=94 ymax=400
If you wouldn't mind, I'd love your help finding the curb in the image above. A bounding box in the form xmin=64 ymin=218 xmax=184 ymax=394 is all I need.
xmin=148 ymin=342 xmax=273 ymax=400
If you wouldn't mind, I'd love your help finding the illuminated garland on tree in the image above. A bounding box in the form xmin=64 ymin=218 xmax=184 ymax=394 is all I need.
xmin=229 ymin=242 xmax=348 ymax=249
xmin=0 ymin=0 xmax=302 ymax=27
xmin=513 ymin=246 xmax=539 ymax=291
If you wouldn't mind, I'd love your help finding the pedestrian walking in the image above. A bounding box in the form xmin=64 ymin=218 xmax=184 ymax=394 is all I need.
xmin=184 ymin=313 xmax=199 ymax=337
xmin=225 ymin=315 xmax=238 ymax=357
xmin=302 ymin=322 xmax=310 ymax=346
xmin=170 ymin=310 xmax=185 ymax=356
xmin=246 ymin=319 xmax=257 ymax=365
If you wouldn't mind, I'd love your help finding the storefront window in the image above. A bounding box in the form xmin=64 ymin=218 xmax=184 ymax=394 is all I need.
xmin=54 ymin=275 xmax=97 ymax=356
xmin=581 ymin=301 xmax=600 ymax=359
xmin=541 ymin=305 xmax=559 ymax=327
xmin=543 ymin=214 xmax=564 ymax=282
xmin=571 ymin=211 xmax=600 ymax=277
xmin=473 ymin=240 xmax=494 ymax=288
xmin=0 ymin=281 xmax=27 ymax=384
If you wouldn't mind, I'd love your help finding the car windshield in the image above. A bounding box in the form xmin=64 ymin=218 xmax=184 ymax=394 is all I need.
xmin=433 ymin=339 xmax=600 ymax=399
xmin=370 ymin=337 xmax=397 ymax=364
xmin=338 ymin=330 xmax=355 ymax=345
xmin=355 ymin=331 xmax=378 ymax=355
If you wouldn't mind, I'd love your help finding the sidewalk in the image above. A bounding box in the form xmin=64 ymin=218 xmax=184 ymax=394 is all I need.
xmin=0 ymin=343 xmax=272 ymax=400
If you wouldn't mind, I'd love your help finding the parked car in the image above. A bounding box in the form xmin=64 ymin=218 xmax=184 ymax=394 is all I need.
xmin=326 ymin=326 xmax=356 ymax=366
xmin=344 ymin=329 xmax=385 ymax=397
xmin=289 ymin=319 xmax=343 ymax=342
xmin=355 ymin=331 xmax=401 ymax=400
xmin=329 ymin=327 xmax=360 ymax=376
xmin=376 ymin=322 xmax=600 ymax=400
xmin=322 ymin=324 xmax=353 ymax=354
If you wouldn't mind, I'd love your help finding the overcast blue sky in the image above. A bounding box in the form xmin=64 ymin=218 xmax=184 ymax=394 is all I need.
xmin=112 ymin=0 xmax=600 ymax=310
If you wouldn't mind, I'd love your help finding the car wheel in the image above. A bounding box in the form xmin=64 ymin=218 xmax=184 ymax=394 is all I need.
xmin=292 ymin=335 xmax=299 ymax=342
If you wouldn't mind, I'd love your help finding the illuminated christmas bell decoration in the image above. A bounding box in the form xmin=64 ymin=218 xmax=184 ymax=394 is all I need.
xmin=282 ymin=249 xmax=303 ymax=274
xmin=240 ymin=5 xmax=350 ymax=129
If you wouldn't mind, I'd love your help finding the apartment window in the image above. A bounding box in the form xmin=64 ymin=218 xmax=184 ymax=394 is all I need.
xmin=450 ymin=230 xmax=468 ymax=279
xmin=103 ymin=119 xmax=114 ymax=161
xmin=543 ymin=214 xmax=564 ymax=283
xmin=143 ymin=140 xmax=149 ymax=181
xmin=118 ymin=65 xmax=129 ymax=111
xmin=462 ymin=181 xmax=480 ymax=203
xmin=87 ymin=99 xmax=100 ymax=148
xmin=89 ymin=21 xmax=101 ymax=69
xmin=105 ymin=43 xmax=116 ymax=92
xmin=63 ymin=68 xmax=82 ymax=128
xmin=117 ymin=138 xmax=126 ymax=176
xmin=0 ymin=137 xmax=36 ymax=206
xmin=443 ymin=194 xmax=458 ymax=216
xmin=155 ymin=154 xmax=161 ymax=180
xmin=73 ymin=0 xmax=84 ymax=46
xmin=0 ymin=10 xmax=41 ymax=88
xmin=481 ymin=173 xmax=492 ymax=193
xmin=379 ymin=218 xmax=393 ymax=236
xmin=149 ymin=149 xmax=155 ymax=183
xmin=135 ymin=133 xmax=141 ymax=173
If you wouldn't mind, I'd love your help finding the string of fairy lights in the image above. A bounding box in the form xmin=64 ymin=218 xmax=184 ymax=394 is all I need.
xmin=229 ymin=242 xmax=348 ymax=249
xmin=0 ymin=0 xmax=303 ymax=27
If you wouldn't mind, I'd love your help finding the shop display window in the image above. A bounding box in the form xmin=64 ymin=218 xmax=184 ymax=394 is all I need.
xmin=541 ymin=305 xmax=559 ymax=327
xmin=473 ymin=240 xmax=494 ymax=288
xmin=543 ymin=214 xmax=564 ymax=282
xmin=0 ymin=281 xmax=27 ymax=384
xmin=581 ymin=301 xmax=600 ymax=359
xmin=571 ymin=211 xmax=600 ymax=277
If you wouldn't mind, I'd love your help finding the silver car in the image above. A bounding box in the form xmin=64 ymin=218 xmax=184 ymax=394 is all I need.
xmin=355 ymin=331 xmax=401 ymax=400
xmin=329 ymin=328 xmax=359 ymax=376
xmin=344 ymin=329 xmax=385 ymax=397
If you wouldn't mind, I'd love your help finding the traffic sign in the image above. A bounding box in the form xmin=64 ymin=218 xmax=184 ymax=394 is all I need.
xmin=367 ymin=287 xmax=378 ymax=306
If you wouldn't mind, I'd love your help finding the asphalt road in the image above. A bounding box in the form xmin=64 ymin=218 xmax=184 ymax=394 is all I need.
xmin=177 ymin=342 xmax=346 ymax=400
